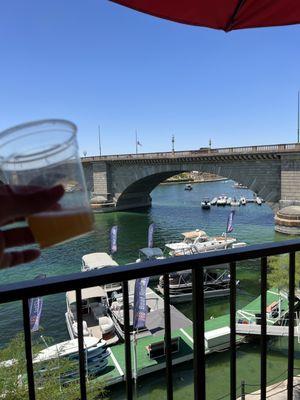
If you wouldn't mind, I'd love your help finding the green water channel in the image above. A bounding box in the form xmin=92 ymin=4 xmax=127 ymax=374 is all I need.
xmin=0 ymin=180 xmax=298 ymax=399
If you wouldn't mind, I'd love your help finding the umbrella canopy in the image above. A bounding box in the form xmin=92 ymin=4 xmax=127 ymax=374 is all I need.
xmin=110 ymin=0 xmax=300 ymax=32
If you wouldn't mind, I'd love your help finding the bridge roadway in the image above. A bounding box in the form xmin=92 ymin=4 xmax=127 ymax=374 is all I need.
xmin=82 ymin=143 xmax=300 ymax=162
xmin=79 ymin=142 xmax=300 ymax=211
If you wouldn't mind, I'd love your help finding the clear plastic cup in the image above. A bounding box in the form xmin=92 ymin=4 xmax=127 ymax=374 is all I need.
xmin=0 ymin=119 xmax=94 ymax=248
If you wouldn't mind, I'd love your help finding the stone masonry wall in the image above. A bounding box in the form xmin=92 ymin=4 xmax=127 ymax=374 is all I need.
xmin=91 ymin=162 xmax=111 ymax=199
xmin=280 ymin=154 xmax=300 ymax=208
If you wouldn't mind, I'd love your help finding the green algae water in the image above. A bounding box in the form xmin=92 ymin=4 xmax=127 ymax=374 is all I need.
xmin=0 ymin=180 xmax=298 ymax=399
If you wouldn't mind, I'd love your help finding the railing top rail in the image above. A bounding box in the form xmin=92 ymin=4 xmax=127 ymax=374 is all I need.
xmin=81 ymin=143 xmax=300 ymax=161
xmin=1 ymin=239 xmax=300 ymax=303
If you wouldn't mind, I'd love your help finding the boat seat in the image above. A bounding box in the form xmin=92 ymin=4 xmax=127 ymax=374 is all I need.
xmin=146 ymin=337 xmax=180 ymax=359
xmin=99 ymin=316 xmax=114 ymax=334
xmin=72 ymin=320 xmax=90 ymax=337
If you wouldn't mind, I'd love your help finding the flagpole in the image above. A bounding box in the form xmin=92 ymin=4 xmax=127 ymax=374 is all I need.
xmin=98 ymin=125 xmax=102 ymax=156
xmin=297 ymin=90 xmax=299 ymax=143
xmin=133 ymin=330 xmax=138 ymax=398
xmin=135 ymin=129 xmax=138 ymax=154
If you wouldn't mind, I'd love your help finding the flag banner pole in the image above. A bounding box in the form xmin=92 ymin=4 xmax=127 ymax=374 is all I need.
xmin=29 ymin=274 xmax=46 ymax=332
xmin=148 ymin=223 xmax=155 ymax=248
xmin=110 ymin=225 xmax=118 ymax=255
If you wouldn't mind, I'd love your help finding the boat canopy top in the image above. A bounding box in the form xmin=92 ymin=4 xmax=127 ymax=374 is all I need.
xmin=82 ymin=252 xmax=118 ymax=269
xmin=139 ymin=247 xmax=164 ymax=258
xmin=67 ymin=286 xmax=106 ymax=304
xmin=182 ymin=230 xmax=207 ymax=239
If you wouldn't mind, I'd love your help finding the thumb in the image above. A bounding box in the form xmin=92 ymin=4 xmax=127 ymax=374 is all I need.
xmin=9 ymin=185 xmax=65 ymax=219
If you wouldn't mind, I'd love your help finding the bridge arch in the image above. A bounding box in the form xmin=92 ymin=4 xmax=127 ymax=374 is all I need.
xmin=112 ymin=160 xmax=281 ymax=210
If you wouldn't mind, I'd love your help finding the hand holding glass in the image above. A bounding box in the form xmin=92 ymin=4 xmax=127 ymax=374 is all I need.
xmin=0 ymin=119 xmax=94 ymax=248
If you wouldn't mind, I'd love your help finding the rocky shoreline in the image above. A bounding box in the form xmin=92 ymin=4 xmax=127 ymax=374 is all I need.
xmin=160 ymin=177 xmax=227 ymax=185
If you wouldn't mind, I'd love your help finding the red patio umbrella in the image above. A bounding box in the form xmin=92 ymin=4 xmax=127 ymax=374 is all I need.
xmin=110 ymin=0 xmax=300 ymax=32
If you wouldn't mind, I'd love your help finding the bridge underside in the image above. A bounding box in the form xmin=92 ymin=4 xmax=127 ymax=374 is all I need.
xmin=115 ymin=171 xmax=182 ymax=210
xmin=110 ymin=159 xmax=282 ymax=211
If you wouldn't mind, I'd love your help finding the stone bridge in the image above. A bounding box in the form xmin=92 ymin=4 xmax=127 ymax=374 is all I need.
xmin=81 ymin=143 xmax=300 ymax=211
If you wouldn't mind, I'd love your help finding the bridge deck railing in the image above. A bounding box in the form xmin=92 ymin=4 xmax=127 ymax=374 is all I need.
xmin=82 ymin=143 xmax=300 ymax=161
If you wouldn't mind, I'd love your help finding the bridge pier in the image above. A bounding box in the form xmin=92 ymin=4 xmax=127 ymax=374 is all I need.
xmin=114 ymin=192 xmax=152 ymax=211
xmin=83 ymin=161 xmax=114 ymax=209
xmin=279 ymin=155 xmax=300 ymax=209
xmin=275 ymin=155 xmax=300 ymax=234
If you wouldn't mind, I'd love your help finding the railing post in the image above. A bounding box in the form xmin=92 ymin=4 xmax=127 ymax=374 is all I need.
xmin=287 ymin=252 xmax=295 ymax=400
xmin=76 ymin=289 xmax=87 ymax=400
xmin=192 ymin=267 xmax=206 ymax=400
xmin=230 ymin=262 xmax=236 ymax=400
xmin=22 ymin=299 xmax=36 ymax=400
xmin=163 ymin=273 xmax=173 ymax=400
xmin=122 ymin=281 xmax=133 ymax=400
xmin=260 ymin=257 xmax=267 ymax=400
xmin=241 ymin=380 xmax=246 ymax=400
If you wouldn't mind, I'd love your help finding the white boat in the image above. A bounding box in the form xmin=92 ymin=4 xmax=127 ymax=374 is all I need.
xmin=226 ymin=197 xmax=232 ymax=205
xmin=165 ymin=230 xmax=208 ymax=256
xmin=81 ymin=253 xmax=122 ymax=297
xmin=216 ymin=195 xmax=227 ymax=206
xmin=33 ymin=336 xmax=110 ymax=382
xmin=240 ymin=197 xmax=247 ymax=205
xmin=65 ymin=286 xmax=119 ymax=346
xmin=165 ymin=230 xmax=236 ymax=257
xmin=34 ymin=337 xmax=106 ymax=363
xmin=185 ymin=184 xmax=193 ymax=190
xmin=256 ymin=197 xmax=262 ymax=205
xmin=201 ymin=198 xmax=211 ymax=209
xmin=232 ymin=242 xmax=247 ymax=249
xmin=210 ymin=197 xmax=217 ymax=205
xmin=157 ymin=267 xmax=240 ymax=303
xmin=230 ymin=197 xmax=240 ymax=206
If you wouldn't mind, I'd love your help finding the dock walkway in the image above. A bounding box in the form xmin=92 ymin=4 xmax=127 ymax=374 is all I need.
xmin=97 ymin=289 xmax=290 ymax=387
xmin=237 ymin=376 xmax=300 ymax=399
xmin=236 ymin=323 xmax=300 ymax=337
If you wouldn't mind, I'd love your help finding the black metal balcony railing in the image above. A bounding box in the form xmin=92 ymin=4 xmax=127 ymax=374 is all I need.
xmin=0 ymin=239 xmax=300 ymax=400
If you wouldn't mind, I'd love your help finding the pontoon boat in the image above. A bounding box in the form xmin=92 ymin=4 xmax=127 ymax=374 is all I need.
xmin=81 ymin=253 xmax=122 ymax=299
xmin=157 ymin=267 xmax=240 ymax=303
xmin=164 ymin=230 xmax=236 ymax=257
xmin=65 ymin=286 xmax=119 ymax=346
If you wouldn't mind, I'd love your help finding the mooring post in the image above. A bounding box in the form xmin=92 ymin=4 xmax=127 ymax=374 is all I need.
xmin=241 ymin=380 xmax=246 ymax=400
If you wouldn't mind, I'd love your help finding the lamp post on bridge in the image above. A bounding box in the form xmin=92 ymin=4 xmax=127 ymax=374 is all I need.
xmin=172 ymin=134 xmax=175 ymax=153
xmin=297 ymin=90 xmax=299 ymax=143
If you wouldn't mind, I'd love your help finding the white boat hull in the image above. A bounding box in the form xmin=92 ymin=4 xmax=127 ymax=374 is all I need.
xmin=165 ymin=238 xmax=236 ymax=257
xmin=34 ymin=336 xmax=105 ymax=363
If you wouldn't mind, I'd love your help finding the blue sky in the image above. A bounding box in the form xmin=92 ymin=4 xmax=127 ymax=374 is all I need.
xmin=1 ymin=1 xmax=300 ymax=155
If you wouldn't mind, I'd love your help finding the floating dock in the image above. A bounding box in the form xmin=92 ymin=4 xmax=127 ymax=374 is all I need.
xmin=237 ymin=375 xmax=300 ymax=399
xmin=94 ymin=289 xmax=294 ymax=387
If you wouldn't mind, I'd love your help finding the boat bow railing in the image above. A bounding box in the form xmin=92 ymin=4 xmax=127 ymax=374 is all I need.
xmin=1 ymin=239 xmax=300 ymax=400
